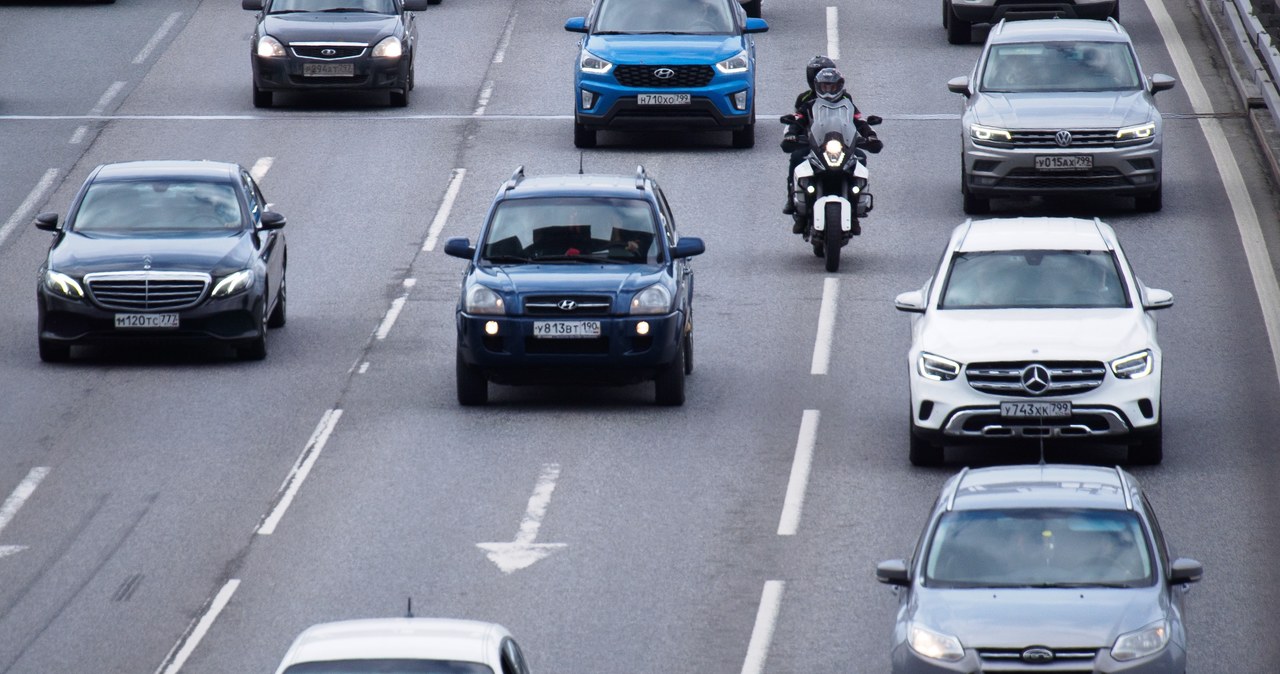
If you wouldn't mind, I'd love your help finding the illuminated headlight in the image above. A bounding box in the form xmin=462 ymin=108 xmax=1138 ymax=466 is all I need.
xmin=1116 ymin=122 xmax=1156 ymax=142
xmin=1111 ymin=349 xmax=1154 ymax=379
xmin=211 ymin=269 xmax=254 ymax=298
xmin=256 ymin=35 xmax=286 ymax=58
xmin=372 ymin=36 xmax=403 ymax=59
xmin=907 ymin=624 xmax=964 ymax=662
xmin=44 ymin=271 xmax=84 ymax=299
xmin=464 ymin=285 xmax=505 ymax=315
xmin=629 ymin=284 xmax=672 ymax=315
xmin=918 ymin=352 xmax=961 ymax=381
xmin=715 ymin=51 xmax=749 ymax=74
xmin=1111 ymin=620 xmax=1169 ymax=661
xmin=823 ymin=139 xmax=846 ymax=168
xmin=579 ymin=50 xmax=612 ymax=74
xmin=969 ymin=124 xmax=1012 ymax=143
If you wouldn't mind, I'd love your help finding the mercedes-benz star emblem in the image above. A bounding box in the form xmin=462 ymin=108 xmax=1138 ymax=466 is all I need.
xmin=1020 ymin=364 xmax=1052 ymax=395
xmin=1020 ymin=647 xmax=1055 ymax=664
xmin=1055 ymin=130 xmax=1073 ymax=147
xmin=142 ymin=255 xmax=152 ymax=270
xmin=557 ymin=299 xmax=578 ymax=311
xmin=653 ymin=68 xmax=676 ymax=80
xmin=320 ymin=48 xmax=337 ymax=57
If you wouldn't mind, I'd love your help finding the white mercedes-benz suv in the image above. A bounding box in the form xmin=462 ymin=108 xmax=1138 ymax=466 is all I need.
xmin=895 ymin=218 xmax=1171 ymax=466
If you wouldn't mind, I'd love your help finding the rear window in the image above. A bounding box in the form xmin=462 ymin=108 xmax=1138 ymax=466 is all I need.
xmin=981 ymin=41 xmax=1141 ymax=92
xmin=72 ymin=180 xmax=244 ymax=234
xmin=282 ymin=660 xmax=494 ymax=674
xmin=939 ymin=250 xmax=1129 ymax=309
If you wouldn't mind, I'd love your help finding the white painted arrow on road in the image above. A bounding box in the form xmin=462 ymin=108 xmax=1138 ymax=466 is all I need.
xmin=477 ymin=463 xmax=566 ymax=574
xmin=0 ymin=467 xmax=50 ymax=559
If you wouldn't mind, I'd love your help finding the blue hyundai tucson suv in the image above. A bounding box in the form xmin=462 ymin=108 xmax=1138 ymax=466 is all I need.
xmin=565 ymin=0 xmax=768 ymax=149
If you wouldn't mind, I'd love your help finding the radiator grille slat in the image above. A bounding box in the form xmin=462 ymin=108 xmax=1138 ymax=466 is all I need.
xmin=86 ymin=272 xmax=210 ymax=311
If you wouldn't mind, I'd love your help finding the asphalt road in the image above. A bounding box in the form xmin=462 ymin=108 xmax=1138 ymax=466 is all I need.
xmin=1 ymin=0 xmax=1279 ymax=672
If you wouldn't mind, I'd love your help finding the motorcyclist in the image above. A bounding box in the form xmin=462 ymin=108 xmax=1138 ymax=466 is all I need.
xmin=782 ymin=55 xmax=836 ymax=217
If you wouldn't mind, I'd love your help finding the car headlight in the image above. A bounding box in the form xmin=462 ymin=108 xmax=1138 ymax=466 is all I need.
xmin=372 ymin=36 xmax=403 ymax=59
xmin=256 ymin=35 xmax=286 ymax=58
xmin=1111 ymin=349 xmax=1154 ymax=379
xmin=715 ymin=50 xmax=749 ymax=74
xmin=1116 ymin=122 xmax=1156 ymax=142
xmin=464 ymin=285 xmax=505 ymax=315
xmin=45 ymin=270 xmax=84 ymax=299
xmin=579 ymin=50 xmax=613 ymax=75
xmin=211 ymin=269 xmax=254 ymax=298
xmin=1111 ymin=620 xmax=1170 ymax=661
xmin=823 ymin=139 xmax=846 ymax=168
xmin=908 ymin=623 xmax=965 ymax=662
xmin=918 ymin=352 xmax=961 ymax=381
xmin=629 ymin=284 xmax=672 ymax=315
xmin=969 ymin=124 xmax=1012 ymax=143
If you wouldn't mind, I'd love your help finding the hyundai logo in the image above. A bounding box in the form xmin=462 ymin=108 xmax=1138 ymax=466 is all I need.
xmin=1055 ymin=130 xmax=1073 ymax=147
xmin=1021 ymin=364 xmax=1052 ymax=395
xmin=653 ymin=68 xmax=676 ymax=80
xmin=557 ymin=299 xmax=578 ymax=311
xmin=1020 ymin=647 xmax=1055 ymax=664
xmin=320 ymin=48 xmax=337 ymax=57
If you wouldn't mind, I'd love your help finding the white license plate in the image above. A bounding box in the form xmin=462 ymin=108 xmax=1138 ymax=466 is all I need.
xmin=637 ymin=93 xmax=691 ymax=105
xmin=303 ymin=63 xmax=355 ymax=77
xmin=1035 ymin=155 xmax=1093 ymax=171
xmin=115 ymin=313 xmax=179 ymax=329
xmin=1000 ymin=401 xmax=1072 ymax=418
xmin=533 ymin=321 xmax=602 ymax=339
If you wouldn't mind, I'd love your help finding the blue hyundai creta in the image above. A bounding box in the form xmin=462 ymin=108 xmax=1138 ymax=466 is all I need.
xmin=565 ymin=0 xmax=768 ymax=149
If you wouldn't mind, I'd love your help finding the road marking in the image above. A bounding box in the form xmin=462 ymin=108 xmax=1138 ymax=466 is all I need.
xmin=777 ymin=411 xmax=819 ymax=536
xmin=154 ymin=578 xmax=240 ymax=674
xmin=493 ymin=12 xmax=517 ymax=64
xmin=811 ymin=277 xmax=839 ymax=375
xmin=68 ymin=126 xmax=88 ymax=144
xmin=358 ymin=362 xmax=370 ymax=374
xmin=1145 ymin=0 xmax=1280 ymax=382
xmin=0 ymin=467 xmax=50 ymax=559
xmin=741 ymin=580 xmax=784 ymax=674
xmin=477 ymin=463 xmax=567 ymax=574
xmin=0 ymin=168 xmax=59 ymax=250
xmin=375 ymin=278 xmax=416 ymax=340
xmin=257 ymin=410 xmax=343 ymax=535
xmin=474 ymin=80 xmax=495 ymax=116
xmin=133 ymin=12 xmax=182 ymax=65
xmin=826 ymin=7 xmax=840 ymax=60
xmin=249 ymin=156 xmax=274 ymax=182
xmin=422 ymin=168 xmax=467 ymax=252
xmin=89 ymin=81 xmax=127 ymax=117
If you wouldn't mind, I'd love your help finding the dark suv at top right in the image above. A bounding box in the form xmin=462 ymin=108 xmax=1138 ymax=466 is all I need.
xmin=944 ymin=0 xmax=1119 ymax=44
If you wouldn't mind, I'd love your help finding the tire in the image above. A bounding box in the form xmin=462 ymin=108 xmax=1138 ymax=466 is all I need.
xmin=942 ymin=0 xmax=949 ymax=27
xmin=456 ymin=351 xmax=489 ymax=406
xmin=823 ymin=202 xmax=842 ymax=273
xmin=38 ymin=339 xmax=70 ymax=363
xmin=909 ymin=427 xmax=944 ymax=466
xmin=253 ymin=85 xmax=272 ymax=109
xmin=731 ymin=120 xmax=755 ymax=149
xmin=237 ymin=302 xmax=269 ymax=361
xmin=683 ymin=332 xmax=694 ymax=375
xmin=390 ymin=88 xmax=409 ymax=108
xmin=947 ymin=4 xmax=971 ymax=45
xmin=962 ymin=176 xmax=991 ymax=215
xmin=573 ymin=121 xmax=597 ymax=149
xmin=1128 ymin=425 xmax=1163 ymax=465
xmin=742 ymin=0 xmax=761 ymax=18
xmin=654 ymin=345 xmax=686 ymax=406
xmin=812 ymin=241 xmax=824 ymax=258
xmin=1135 ymin=185 xmax=1162 ymax=212
xmin=427 ymin=0 xmax=442 ymax=4
xmin=267 ymin=274 xmax=287 ymax=329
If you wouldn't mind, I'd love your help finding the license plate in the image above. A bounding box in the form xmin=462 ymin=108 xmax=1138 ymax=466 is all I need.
xmin=1035 ymin=155 xmax=1093 ymax=171
xmin=303 ymin=63 xmax=354 ymax=77
xmin=115 ymin=313 xmax=179 ymax=329
xmin=1000 ymin=401 xmax=1072 ymax=418
xmin=533 ymin=321 xmax=602 ymax=339
xmin=637 ymin=93 xmax=691 ymax=105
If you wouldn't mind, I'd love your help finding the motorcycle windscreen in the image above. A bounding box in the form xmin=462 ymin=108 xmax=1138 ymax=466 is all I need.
xmin=807 ymin=99 xmax=860 ymax=148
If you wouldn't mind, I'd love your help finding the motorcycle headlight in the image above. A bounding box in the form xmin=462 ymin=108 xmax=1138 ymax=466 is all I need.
xmin=918 ymin=352 xmax=961 ymax=381
xmin=969 ymin=124 xmax=1012 ymax=143
xmin=256 ymin=35 xmax=286 ymax=58
xmin=45 ymin=270 xmax=84 ymax=299
xmin=908 ymin=623 xmax=964 ymax=662
xmin=823 ymin=139 xmax=846 ymax=168
xmin=1116 ymin=122 xmax=1156 ymax=143
xmin=1111 ymin=620 xmax=1170 ymax=661
xmin=1111 ymin=349 xmax=1154 ymax=379
xmin=630 ymin=284 xmax=672 ymax=315
xmin=715 ymin=50 xmax=749 ymax=74
xmin=579 ymin=50 xmax=613 ymax=75
xmin=464 ymin=285 xmax=505 ymax=315
xmin=211 ymin=269 xmax=254 ymax=298
xmin=372 ymin=36 xmax=403 ymax=59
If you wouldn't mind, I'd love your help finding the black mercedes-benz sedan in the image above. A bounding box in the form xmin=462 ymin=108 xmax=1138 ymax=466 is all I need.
xmin=35 ymin=160 xmax=287 ymax=362
xmin=244 ymin=0 xmax=431 ymax=108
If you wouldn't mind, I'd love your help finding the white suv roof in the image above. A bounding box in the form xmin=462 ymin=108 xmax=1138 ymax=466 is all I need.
xmin=957 ymin=217 xmax=1114 ymax=252
xmin=275 ymin=618 xmax=507 ymax=672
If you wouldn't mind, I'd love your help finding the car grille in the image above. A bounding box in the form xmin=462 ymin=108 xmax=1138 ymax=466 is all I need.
xmin=85 ymin=271 xmax=210 ymax=311
xmin=291 ymin=44 xmax=366 ymax=59
xmin=525 ymin=337 xmax=610 ymax=355
xmin=976 ymin=646 xmax=1096 ymax=672
xmin=614 ymin=65 xmax=714 ymax=88
xmin=523 ymin=295 xmax=612 ymax=316
xmin=999 ymin=167 xmax=1129 ymax=189
xmin=1007 ymin=129 xmax=1119 ymax=148
xmin=966 ymin=361 xmax=1107 ymax=397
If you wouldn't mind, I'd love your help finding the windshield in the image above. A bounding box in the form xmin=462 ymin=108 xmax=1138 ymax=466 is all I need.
xmin=807 ymin=98 xmax=859 ymax=147
xmin=282 ymin=661 xmax=493 ymax=674
xmin=981 ymin=42 xmax=1141 ymax=93
xmin=594 ymin=0 xmax=735 ymax=34
xmin=268 ymin=0 xmax=397 ymax=14
xmin=939 ymin=250 xmax=1129 ymax=309
xmin=72 ymin=180 xmax=244 ymax=234
xmin=481 ymin=197 xmax=661 ymax=264
xmin=925 ymin=508 xmax=1155 ymax=588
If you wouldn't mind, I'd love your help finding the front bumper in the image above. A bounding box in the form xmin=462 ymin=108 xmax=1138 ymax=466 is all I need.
xmin=38 ymin=289 xmax=264 ymax=346
xmin=891 ymin=639 xmax=1185 ymax=673
xmin=963 ymin=137 xmax=1161 ymax=198
xmin=252 ymin=54 xmax=408 ymax=92
xmin=950 ymin=0 xmax=1116 ymax=23
xmin=575 ymin=72 xmax=754 ymax=131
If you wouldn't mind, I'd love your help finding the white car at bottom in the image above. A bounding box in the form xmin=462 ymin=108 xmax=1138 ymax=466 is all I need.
xmin=895 ymin=217 xmax=1171 ymax=466
xmin=274 ymin=618 xmax=530 ymax=674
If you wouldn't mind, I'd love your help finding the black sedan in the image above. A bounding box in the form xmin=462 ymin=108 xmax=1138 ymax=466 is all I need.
xmin=244 ymin=0 xmax=431 ymax=108
xmin=35 ymin=161 xmax=287 ymax=362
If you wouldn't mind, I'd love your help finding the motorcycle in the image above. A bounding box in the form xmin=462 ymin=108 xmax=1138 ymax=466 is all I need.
xmin=781 ymin=99 xmax=881 ymax=272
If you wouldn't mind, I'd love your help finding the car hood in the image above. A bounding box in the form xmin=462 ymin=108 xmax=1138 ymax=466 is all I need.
xmin=479 ymin=264 xmax=664 ymax=297
xmin=971 ymin=91 xmax=1153 ymax=129
xmin=913 ymin=587 xmax=1166 ymax=650
xmin=918 ymin=309 xmax=1151 ymax=362
xmin=262 ymin=14 xmax=399 ymax=45
xmin=48 ymin=232 xmax=253 ymax=277
xmin=584 ymin=34 xmax=743 ymax=65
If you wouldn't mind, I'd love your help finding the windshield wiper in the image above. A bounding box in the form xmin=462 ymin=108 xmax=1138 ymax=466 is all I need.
xmin=593 ymin=30 xmax=640 ymax=35
xmin=1029 ymin=582 xmax=1137 ymax=589
xmin=482 ymin=255 xmax=532 ymax=264
xmin=532 ymin=255 xmax=628 ymax=264
xmin=318 ymin=7 xmax=382 ymax=12
xmin=266 ymin=9 xmax=310 ymax=14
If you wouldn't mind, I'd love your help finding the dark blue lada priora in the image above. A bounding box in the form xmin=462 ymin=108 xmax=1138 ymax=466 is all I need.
xmin=444 ymin=166 xmax=705 ymax=406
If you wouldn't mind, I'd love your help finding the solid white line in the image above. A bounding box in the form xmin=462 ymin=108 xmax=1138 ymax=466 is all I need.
xmin=810 ymin=277 xmax=840 ymax=375
xmin=423 ymin=168 xmax=468 ymax=252
xmin=249 ymin=156 xmax=274 ymax=182
xmin=493 ymin=12 xmax=517 ymax=64
xmin=155 ymin=579 xmax=240 ymax=674
xmin=741 ymin=580 xmax=785 ymax=674
xmin=515 ymin=463 xmax=561 ymax=545
xmin=777 ymin=411 xmax=820 ymax=536
xmin=89 ymin=81 xmax=127 ymax=117
xmin=1143 ymin=0 xmax=1212 ymax=114
xmin=0 ymin=168 xmax=59 ymax=249
xmin=474 ymin=80 xmax=495 ymax=116
xmin=257 ymin=410 xmax=343 ymax=535
xmin=826 ymin=7 xmax=840 ymax=61
xmin=0 ymin=467 xmax=50 ymax=535
xmin=68 ymin=126 xmax=88 ymax=144
xmin=133 ymin=12 xmax=182 ymax=65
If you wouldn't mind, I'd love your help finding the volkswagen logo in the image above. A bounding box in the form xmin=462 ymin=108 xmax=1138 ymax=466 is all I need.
xmin=142 ymin=255 xmax=152 ymax=270
xmin=1020 ymin=647 xmax=1055 ymax=664
xmin=557 ymin=299 xmax=578 ymax=311
xmin=1020 ymin=364 xmax=1052 ymax=395
xmin=653 ymin=68 xmax=676 ymax=80
xmin=320 ymin=48 xmax=337 ymax=57
xmin=1054 ymin=130 xmax=1073 ymax=147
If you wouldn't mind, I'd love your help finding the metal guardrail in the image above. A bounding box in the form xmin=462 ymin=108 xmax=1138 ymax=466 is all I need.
xmin=1223 ymin=0 xmax=1280 ymax=127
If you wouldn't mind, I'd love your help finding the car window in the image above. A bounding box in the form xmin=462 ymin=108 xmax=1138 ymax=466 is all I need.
xmin=1140 ymin=493 xmax=1171 ymax=570
xmin=924 ymin=508 xmax=1155 ymax=588
xmin=654 ymin=186 xmax=678 ymax=247
xmin=72 ymin=180 xmax=244 ymax=234
xmin=481 ymin=196 xmax=662 ymax=264
xmin=241 ymin=172 xmax=261 ymax=222
xmin=594 ymin=0 xmax=735 ymax=34
xmin=281 ymin=660 xmax=494 ymax=674
xmin=981 ymin=41 xmax=1141 ymax=93
xmin=938 ymin=250 xmax=1130 ymax=309
xmin=268 ymin=0 xmax=397 ymax=15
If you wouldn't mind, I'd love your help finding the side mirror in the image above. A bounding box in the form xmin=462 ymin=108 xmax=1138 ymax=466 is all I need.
xmin=1142 ymin=286 xmax=1173 ymax=311
xmin=744 ymin=18 xmax=769 ymax=34
xmin=1169 ymin=558 xmax=1203 ymax=584
xmin=564 ymin=17 xmax=587 ymax=33
xmin=779 ymin=113 xmax=797 ymax=125
xmin=876 ymin=560 xmax=911 ymax=586
xmin=671 ymin=237 xmax=705 ymax=259
xmin=894 ymin=290 xmax=926 ymax=313
xmin=242 ymin=0 xmax=263 ymax=10
xmin=402 ymin=0 xmax=430 ymax=10
xmin=1149 ymin=73 xmax=1177 ymax=94
xmin=865 ymin=115 xmax=882 ymax=126
xmin=444 ymin=237 xmax=476 ymax=259
xmin=947 ymin=75 xmax=971 ymax=96
xmin=259 ymin=211 xmax=287 ymax=230
xmin=34 ymin=212 xmax=59 ymax=231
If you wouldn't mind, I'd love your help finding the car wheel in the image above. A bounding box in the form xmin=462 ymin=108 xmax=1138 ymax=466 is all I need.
xmin=962 ymin=177 xmax=990 ymax=215
xmin=456 ymin=351 xmax=489 ymax=406
xmin=573 ymin=121 xmax=597 ymax=149
xmin=909 ymin=425 xmax=944 ymax=466
xmin=38 ymin=339 xmax=71 ymax=363
xmin=654 ymin=344 xmax=686 ymax=406
xmin=1128 ymin=424 xmax=1163 ymax=465
xmin=683 ymin=331 xmax=694 ymax=375
xmin=1135 ymin=185 xmax=1162 ymax=212
xmin=942 ymin=0 xmax=949 ymax=27
xmin=946 ymin=5 xmax=971 ymax=44
xmin=237 ymin=303 xmax=269 ymax=361
xmin=427 ymin=0 xmax=441 ymax=4
xmin=390 ymin=88 xmax=409 ymax=107
xmin=267 ymin=273 xmax=287 ymax=329
xmin=731 ymin=118 xmax=755 ymax=149
xmin=742 ymin=0 xmax=762 ymax=19
xmin=253 ymin=85 xmax=272 ymax=109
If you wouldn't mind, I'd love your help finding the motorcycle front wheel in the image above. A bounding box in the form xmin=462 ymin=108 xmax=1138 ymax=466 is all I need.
xmin=823 ymin=202 xmax=843 ymax=272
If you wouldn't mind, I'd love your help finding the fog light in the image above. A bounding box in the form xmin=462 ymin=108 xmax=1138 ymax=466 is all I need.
xmin=732 ymin=90 xmax=748 ymax=111
xmin=484 ymin=321 xmax=499 ymax=336
xmin=636 ymin=321 xmax=650 ymax=336
xmin=580 ymin=89 xmax=595 ymax=110
xmin=973 ymin=176 xmax=998 ymax=186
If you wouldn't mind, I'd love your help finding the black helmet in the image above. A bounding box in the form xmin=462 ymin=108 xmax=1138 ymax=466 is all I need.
xmin=806 ymin=55 xmax=837 ymax=90
xmin=813 ymin=67 xmax=845 ymax=101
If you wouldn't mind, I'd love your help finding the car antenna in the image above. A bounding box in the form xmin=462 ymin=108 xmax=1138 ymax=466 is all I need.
xmin=578 ymin=151 xmax=585 ymax=175
xmin=406 ymin=597 xmax=414 ymax=618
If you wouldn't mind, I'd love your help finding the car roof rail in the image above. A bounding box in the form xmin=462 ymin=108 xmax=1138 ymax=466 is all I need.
xmin=1114 ymin=466 xmax=1134 ymax=510
xmin=504 ymin=165 xmax=525 ymax=192
xmin=944 ymin=466 xmax=970 ymax=512
xmin=634 ymin=165 xmax=647 ymax=190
